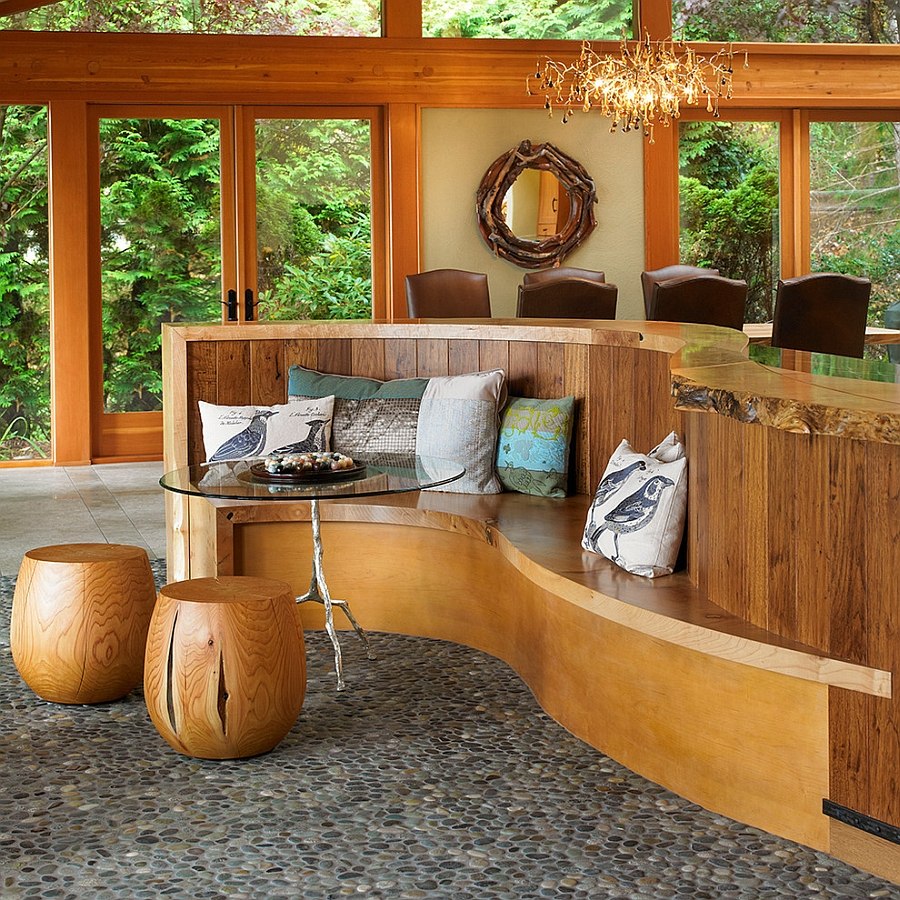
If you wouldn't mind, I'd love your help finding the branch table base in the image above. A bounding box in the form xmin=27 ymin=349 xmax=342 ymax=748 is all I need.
xmin=296 ymin=497 xmax=376 ymax=691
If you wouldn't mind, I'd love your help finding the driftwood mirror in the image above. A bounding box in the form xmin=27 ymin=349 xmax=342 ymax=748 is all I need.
xmin=476 ymin=140 xmax=597 ymax=269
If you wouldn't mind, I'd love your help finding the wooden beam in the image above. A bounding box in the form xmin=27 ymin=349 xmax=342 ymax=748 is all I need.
xmin=386 ymin=103 xmax=420 ymax=319
xmin=47 ymin=100 xmax=92 ymax=465
xmin=4 ymin=32 xmax=900 ymax=108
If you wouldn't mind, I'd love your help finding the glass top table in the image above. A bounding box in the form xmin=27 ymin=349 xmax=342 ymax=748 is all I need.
xmin=160 ymin=454 xmax=465 ymax=690
xmin=159 ymin=454 xmax=465 ymax=502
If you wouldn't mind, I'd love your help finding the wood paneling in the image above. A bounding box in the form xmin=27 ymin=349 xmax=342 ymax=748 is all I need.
xmin=167 ymin=320 xmax=900 ymax=846
xmin=249 ymin=340 xmax=286 ymax=405
xmin=383 ymin=338 xmax=417 ymax=379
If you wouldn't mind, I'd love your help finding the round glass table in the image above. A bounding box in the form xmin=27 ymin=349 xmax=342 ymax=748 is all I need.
xmin=160 ymin=454 xmax=465 ymax=690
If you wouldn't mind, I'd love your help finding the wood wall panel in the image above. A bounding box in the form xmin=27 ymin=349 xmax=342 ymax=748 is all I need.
xmin=448 ymin=339 xmax=480 ymax=375
xmin=507 ymin=341 xmax=538 ymax=397
xmin=830 ymin=689 xmax=874 ymax=817
xmin=186 ymin=342 xmax=218 ymax=467
xmin=862 ymin=439 xmax=900 ymax=825
xmin=828 ymin=440 xmax=868 ymax=663
xmin=317 ymin=339 xmax=352 ymax=375
xmin=743 ymin=423 xmax=770 ymax=628
xmin=282 ymin=338 xmax=318 ymax=379
xmin=215 ymin=341 xmax=251 ymax=405
xmin=351 ymin=338 xmax=386 ymax=380
xmin=384 ymin=338 xmax=417 ymax=379
xmin=564 ymin=344 xmax=591 ymax=493
xmin=416 ymin=339 xmax=449 ymax=376
xmin=795 ymin=437 xmax=833 ymax=650
xmin=478 ymin=340 xmax=509 ymax=377
xmin=535 ymin=342 xmax=565 ymax=398
xmin=765 ymin=427 xmax=798 ymax=637
xmin=250 ymin=340 xmax=286 ymax=405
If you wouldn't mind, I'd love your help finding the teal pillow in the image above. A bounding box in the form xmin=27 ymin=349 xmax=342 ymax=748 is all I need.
xmin=495 ymin=396 xmax=575 ymax=498
xmin=288 ymin=365 xmax=429 ymax=400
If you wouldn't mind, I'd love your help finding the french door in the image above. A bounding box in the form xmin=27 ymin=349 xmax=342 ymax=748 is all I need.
xmin=88 ymin=105 xmax=383 ymax=461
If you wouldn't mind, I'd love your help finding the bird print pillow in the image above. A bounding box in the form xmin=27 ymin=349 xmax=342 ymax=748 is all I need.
xmin=581 ymin=432 xmax=687 ymax=578
xmin=198 ymin=397 xmax=335 ymax=463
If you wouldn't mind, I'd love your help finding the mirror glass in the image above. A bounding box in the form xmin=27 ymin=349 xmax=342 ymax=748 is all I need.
xmin=501 ymin=171 xmax=572 ymax=242
xmin=476 ymin=140 xmax=596 ymax=269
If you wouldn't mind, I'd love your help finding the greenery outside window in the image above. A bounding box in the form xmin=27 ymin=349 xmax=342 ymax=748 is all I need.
xmin=679 ymin=119 xmax=780 ymax=323
xmin=674 ymin=1 xmax=900 ymax=44
xmin=810 ymin=119 xmax=900 ymax=329
xmin=0 ymin=0 xmax=381 ymax=36
xmin=0 ymin=106 xmax=50 ymax=461
xmin=422 ymin=0 xmax=634 ymax=39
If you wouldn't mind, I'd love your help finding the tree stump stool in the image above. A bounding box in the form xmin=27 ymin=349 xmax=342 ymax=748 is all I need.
xmin=11 ymin=543 xmax=157 ymax=704
xmin=143 ymin=577 xmax=306 ymax=760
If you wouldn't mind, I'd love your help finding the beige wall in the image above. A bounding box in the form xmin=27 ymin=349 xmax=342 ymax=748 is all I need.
xmin=420 ymin=108 xmax=646 ymax=319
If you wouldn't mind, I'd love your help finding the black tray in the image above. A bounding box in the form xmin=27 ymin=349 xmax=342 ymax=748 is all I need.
xmin=244 ymin=461 xmax=367 ymax=484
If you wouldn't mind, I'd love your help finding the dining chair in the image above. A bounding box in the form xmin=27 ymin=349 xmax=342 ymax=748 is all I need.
xmin=641 ymin=265 xmax=719 ymax=317
xmin=405 ymin=269 xmax=492 ymax=318
xmin=647 ymin=274 xmax=747 ymax=331
xmin=523 ymin=266 xmax=606 ymax=286
xmin=771 ymin=273 xmax=871 ymax=358
xmin=516 ymin=278 xmax=618 ymax=320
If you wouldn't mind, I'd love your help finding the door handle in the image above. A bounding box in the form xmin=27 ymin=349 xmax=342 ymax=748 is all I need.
xmin=245 ymin=288 xmax=256 ymax=322
xmin=224 ymin=289 xmax=238 ymax=321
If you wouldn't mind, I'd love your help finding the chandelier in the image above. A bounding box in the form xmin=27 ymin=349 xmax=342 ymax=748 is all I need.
xmin=527 ymin=34 xmax=748 ymax=142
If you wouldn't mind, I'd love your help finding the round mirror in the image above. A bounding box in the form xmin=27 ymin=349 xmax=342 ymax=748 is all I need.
xmin=501 ymin=170 xmax=571 ymax=242
xmin=476 ymin=140 xmax=597 ymax=269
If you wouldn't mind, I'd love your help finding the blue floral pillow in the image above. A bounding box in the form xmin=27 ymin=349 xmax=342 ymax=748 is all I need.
xmin=495 ymin=396 xmax=575 ymax=498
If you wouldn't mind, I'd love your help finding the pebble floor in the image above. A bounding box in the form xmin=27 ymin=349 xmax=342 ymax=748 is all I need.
xmin=1 ymin=565 xmax=898 ymax=900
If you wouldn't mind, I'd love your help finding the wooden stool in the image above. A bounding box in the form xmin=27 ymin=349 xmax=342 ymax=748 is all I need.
xmin=143 ymin=577 xmax=306 ymax=760
xmin=11 ymin=543 xmax=157 ymax=704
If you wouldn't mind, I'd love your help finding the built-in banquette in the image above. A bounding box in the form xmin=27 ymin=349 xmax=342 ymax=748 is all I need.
xmin=162 ymin=319 xmax=900 ymax=883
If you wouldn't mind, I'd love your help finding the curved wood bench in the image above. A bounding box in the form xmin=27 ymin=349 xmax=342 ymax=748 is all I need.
xmin=162 ymin=319 xmax=900 ymax=883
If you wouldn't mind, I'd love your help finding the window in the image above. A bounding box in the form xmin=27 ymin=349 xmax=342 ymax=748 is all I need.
xmin=0 ymin=0 xmax=380 ymax=36
xmin=422 ymin=0 xmax=633 ymax=39
xmin=809 ymin=118 xmax=900 ymax=328
xmin=254 ymin=117 xmax=374 ymax=321
xmin=0 ymin=106 xmax=50 ymax=461
xmin=679 ymin=119 xmax=780 ymax=322
xmin=674 ymin=1 xmax=900 ymax=44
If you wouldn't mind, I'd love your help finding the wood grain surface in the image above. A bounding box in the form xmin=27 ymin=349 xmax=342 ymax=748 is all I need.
xmin=11 ymin=544 xmax=156 ymax=704
xmin=143 ymin=576 xmax=306 ymax=759
xmin=161 ymin=319 xmax=900 ymax=875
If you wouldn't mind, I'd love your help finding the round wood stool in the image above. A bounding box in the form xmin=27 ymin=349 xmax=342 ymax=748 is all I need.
xmin=143 ymin=576 xmax=306 ymax=760
xmin=11 ymin=543 xmax=157 ymax=704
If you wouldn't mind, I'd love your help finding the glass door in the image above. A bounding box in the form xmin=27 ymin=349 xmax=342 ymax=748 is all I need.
xmin=90 ymin=106 xmax=236 ymax=460
xmin=239 ymin=107 xmax=385 ymax=322
xmin=88 ymin=105 xmax=384 ymax=461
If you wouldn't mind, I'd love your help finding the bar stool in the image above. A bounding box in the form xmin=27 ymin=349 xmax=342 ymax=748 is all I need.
xmin=11 ymin=543 xmax=157 ymax=704
xmin=143 ymin=576 xmax=306 ymax=759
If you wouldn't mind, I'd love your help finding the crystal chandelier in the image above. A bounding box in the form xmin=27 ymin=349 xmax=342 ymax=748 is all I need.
xmin=528 ymin=34 xmax=748 ymax=143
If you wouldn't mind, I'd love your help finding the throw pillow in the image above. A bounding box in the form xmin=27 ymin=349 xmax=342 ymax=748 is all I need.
xmin=495 ymin=396 xmax=575 ymax=498
xmin=289 ymin=365 xmax=427 ymax=457
xmin=198 ymin=397 xmax=335 ymax=463
xmin=289 ymin=364 xmax=508 ymax=495
xmin=581 ymin=431 xmax=687 ymax=578
xmin=417 ymin=368 xmax=507 ymax=494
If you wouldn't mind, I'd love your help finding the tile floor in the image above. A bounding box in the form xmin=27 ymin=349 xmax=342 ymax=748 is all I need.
xmin=0 ymin=462 xmax=165 ymax=576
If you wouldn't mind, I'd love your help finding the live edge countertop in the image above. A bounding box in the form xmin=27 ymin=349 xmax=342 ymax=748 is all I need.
xmin=659 ymin=324 xmax=900 ymax=446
